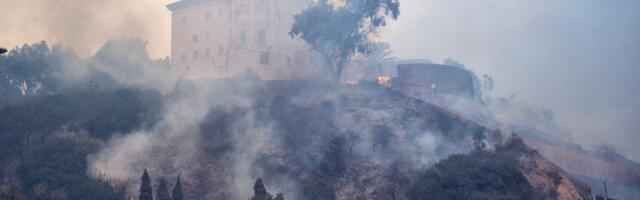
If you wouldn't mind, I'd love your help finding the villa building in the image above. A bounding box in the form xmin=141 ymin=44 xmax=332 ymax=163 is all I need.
xmin=167 ymin=0 xmax=322 ymax=79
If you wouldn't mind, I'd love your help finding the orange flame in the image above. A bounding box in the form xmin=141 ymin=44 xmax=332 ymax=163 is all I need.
xmin=377 ymin=75 xmax=391 ymax=87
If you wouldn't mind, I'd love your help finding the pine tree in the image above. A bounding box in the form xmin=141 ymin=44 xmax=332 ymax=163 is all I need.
xmin=249 ymin=178 xmax=273 ymax=200
xmin=157 ymin=178 xmax=172 ymax=200
xmin=139 ymin=169 xmax=153 ymax=200
xmin=172 ymin=175 xmax=184 ymax=200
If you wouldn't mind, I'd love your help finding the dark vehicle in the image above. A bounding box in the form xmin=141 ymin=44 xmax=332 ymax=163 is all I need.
xmin=0 ymin=48 xmax=7 ymax=55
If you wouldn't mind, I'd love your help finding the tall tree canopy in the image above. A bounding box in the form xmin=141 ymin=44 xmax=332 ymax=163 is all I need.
xmin=290 ymin=0 xmax=400 ymax=83
xmin=249 ymin=178 xmax=273 ymax=200
xmin=139 ymin=169 xmax=153 ymax=200
xmin=0 ymin=41 xmax=68 ymax=103
xmin=172 ymin=175 xmax=184 ymax=200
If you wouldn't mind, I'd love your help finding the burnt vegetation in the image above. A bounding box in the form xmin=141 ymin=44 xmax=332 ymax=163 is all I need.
xmin=0 ymin=41 xmax=590 ymax=200
xmin=0 ymin=8 xmax=593 ymax=197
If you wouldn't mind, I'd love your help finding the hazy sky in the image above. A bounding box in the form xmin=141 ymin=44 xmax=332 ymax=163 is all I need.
xmin=383 ymin=0 xmax=640 ymax=160
xmin=1 ymin=0 xmax=639 ymax=160
xmin=0 ymin=0 xmax=174 ymax=58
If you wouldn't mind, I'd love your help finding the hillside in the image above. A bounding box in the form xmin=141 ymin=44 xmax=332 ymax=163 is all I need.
xmin=150 ymin=79 xmax=592 ymax=199
xmin=0 ymin=78 xmax=593 ymax=199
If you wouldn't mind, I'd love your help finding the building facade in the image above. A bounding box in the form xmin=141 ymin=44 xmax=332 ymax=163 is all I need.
xmin=167 ymin=0 xmax=322 ymax=80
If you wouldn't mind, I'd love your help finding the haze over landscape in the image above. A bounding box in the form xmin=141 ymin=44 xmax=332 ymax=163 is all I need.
xmin=2 ymin=0 xmax=637 ymax=161
xmin=1 ymin=0 xmax=639 ymax=199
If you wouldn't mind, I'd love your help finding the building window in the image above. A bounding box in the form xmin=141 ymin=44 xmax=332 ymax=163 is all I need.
xmin=287 ymin=57 xmax=291 ymax=66
xmin=218 ymin=45 xmax=225 ymax=55
xmin=192 ymin=35 xmax=198 ymax=43
xmin=211 ymin=59 xmax=216 ymax=67
xmin=180 ymin=17 xmax=187 ymax=28
xmin=258 ymin=29 xmax=267 ymax=46
xmin=218 ymin=9 xmax=224 ymax=16
xmin=240 ymin=30 xmax=247 ymax=48
xmin=205 ymin=48 xmax=211 ymax=57
xmin=260 ymin=52 xmax=269 ymax=65
xmin=181 ymin=53 xmax=186 ymax=62
xmin=205 ymin=11 xmax=212 ymax=22
xmin=193 ymin=50 xmax=199 ymax=60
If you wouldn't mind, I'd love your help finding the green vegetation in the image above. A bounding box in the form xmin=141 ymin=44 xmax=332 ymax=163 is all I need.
xmin=290 ymin=0 xmax=400 ymax=82
xmin=139 ymin=169 xmax=153 ymax=200
xmin=0 ymin=88 xmax=162 ymax=199
xmin=172 ymin=176 xmax=184 ymax=200
xmin=249 ymin=178 xmax=286 ymax=200
xmin=0 ymin=41 xmax=165 ymax=199
xmin=18 ymin=138 xmax=126 ymax=200
xmin=408 ymin=150 xmax=535 ymax=200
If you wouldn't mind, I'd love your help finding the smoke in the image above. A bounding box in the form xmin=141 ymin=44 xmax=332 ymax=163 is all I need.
xmin=382 ymin=0 xmax=640 ymax=162
xmin=88 ymin=38 xmax=176 ymax=93
xmin=84 ymin=78 xmax=237 ymax=197
xmin=81 ymin=73 xmax=481 ymax=199
xmin=0 ymin=0 xmax=173 ymax=58
xmin=3 ymin=0 xmax=637 ymax=163
xmin=8 ymin=0 xmax=636 ymax=198
xmin=488 ymin=94 xmax=575 ymax=142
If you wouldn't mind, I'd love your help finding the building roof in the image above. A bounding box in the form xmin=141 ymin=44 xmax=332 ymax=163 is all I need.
xmin=166 ymin=0 xmax=216 ymax=12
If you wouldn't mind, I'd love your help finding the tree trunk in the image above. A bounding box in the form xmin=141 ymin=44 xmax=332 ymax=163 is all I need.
xmin=334 ymin=56 xmax=348 ymax=85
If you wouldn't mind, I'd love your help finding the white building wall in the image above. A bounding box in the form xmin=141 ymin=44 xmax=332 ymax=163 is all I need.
xmin=168 ymin=0 xmax=323 ymax=80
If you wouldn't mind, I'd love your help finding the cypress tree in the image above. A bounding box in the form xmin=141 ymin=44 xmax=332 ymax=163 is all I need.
xmin=172 ymin=175 xmax=184 ymax=200
xmin=249 ymin=178 xmax=273 ymax=200
xmin=157 ymin=178 xmax=172 ymax=200
xmin=139 ymin=169 xmax=153 ymax=200
xmin=254 ymin=178 xmax=267 ymax=196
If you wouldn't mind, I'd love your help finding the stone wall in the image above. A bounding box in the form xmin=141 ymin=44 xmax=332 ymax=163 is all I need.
xmin=391 ymin=63 xmax=476 ymax=101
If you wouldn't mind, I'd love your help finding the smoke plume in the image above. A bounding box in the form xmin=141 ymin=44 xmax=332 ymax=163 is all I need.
xmin=0 ymin=0 xmax=173 ymax=58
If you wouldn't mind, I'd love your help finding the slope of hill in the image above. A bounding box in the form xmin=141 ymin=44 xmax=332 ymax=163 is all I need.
xmin=0 ymin=78 xmax=593 ymax=199
xmin=166 ymin=79 xmax=592 ymax=199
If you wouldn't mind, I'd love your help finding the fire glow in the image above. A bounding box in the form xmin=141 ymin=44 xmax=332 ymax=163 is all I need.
xmin=377 ymin=75 xmax=391 ymax=87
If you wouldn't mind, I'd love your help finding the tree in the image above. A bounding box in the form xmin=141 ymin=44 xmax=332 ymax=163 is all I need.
xmin=0 ymin=41 xmax=68 ymax=103
xmin=172 ymin=175 xmax=184 ymax=200
xmin=290 ymin=0 xmax=400 ymax=83
xmin=480 ymin=74 xmax=494 ymax=103
xmin=89 ymin=38 xmax=172 ymax=90
xmin=407 ymin=152 xmax=535 ymax=200
xmin=358 ymin=43 xmax=396 ymax=73
xmin=157 ymin=178 xmax=172 ymax=200
xmin=16 ymin=138 xmax=126 ymax=200
xmin=249 ymin=178 xmax=273 ymax=200
xmin=139 ymin=169 xmax=153 ymax=200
